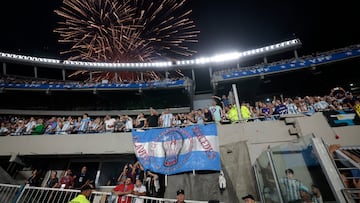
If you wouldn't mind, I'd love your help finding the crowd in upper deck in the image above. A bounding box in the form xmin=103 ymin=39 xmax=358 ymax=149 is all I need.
xmin=0 ymin=86 xmax=359 ymax=136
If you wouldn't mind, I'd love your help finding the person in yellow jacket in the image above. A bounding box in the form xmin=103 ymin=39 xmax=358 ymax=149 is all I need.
xmin=240 ymin=102 xmax=251 ymax=122
xmin=228 ymin=104 xmax=239 ymax=123
xmin=69 ymin=184 xmax=93 ymax=203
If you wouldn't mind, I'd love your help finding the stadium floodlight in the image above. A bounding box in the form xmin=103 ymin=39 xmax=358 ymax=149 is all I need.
xmin=0 ymin=38 xmax=301 ymax=69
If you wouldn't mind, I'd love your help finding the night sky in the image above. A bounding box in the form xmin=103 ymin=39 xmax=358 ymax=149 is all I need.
xmin=1 ymin=1 xmax=359 ymax=58
xmin=0 ymin=0 xmax=359 ymax=98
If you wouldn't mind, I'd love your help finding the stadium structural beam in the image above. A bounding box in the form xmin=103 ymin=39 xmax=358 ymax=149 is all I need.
xmin=232 ymin=84 xmax=242 ymax=121
xmin=294 ymin=49 xmax=298 ymax=59
xmin=263 ymin=56 xmax=268 ymax=64
xmin=2 ymin=62 xmax=6 ymax=75
xmin=34 ymin=66 xmax=38 ymax=78
xmin=191 ymin=69 xmax=195 ymax=81
xmin=62 ymin=69 xmax=66 ymax=81
xmin=208 ymin=66 xmax=213 ymax=82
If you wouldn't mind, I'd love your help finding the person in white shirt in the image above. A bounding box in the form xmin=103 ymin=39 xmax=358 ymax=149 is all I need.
xmin=104 ymin=115 xmax=116 ymax=132
xmin=132 ymin=179 xmax=147 ymax=203
xmin=124 ymin=115 xmax=133 ymax=132
xmin=25 ymin=117 xmax=36 ymax=135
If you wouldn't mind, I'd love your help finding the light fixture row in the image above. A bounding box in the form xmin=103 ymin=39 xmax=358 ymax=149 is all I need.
xmin=0 ymin=39 xmax=301 ymax=69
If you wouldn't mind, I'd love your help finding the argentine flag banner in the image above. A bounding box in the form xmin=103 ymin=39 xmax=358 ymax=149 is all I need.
xmin=132 ymin=123 xmax=221 ymax=175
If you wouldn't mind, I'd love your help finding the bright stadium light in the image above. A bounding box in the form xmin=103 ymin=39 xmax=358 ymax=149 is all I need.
xmin=0 ymin=38 xmax=301 ymax=69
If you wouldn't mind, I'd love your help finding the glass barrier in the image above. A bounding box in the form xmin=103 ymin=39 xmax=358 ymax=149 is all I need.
xmin=255 ymin=135 xmax=337 ymax=203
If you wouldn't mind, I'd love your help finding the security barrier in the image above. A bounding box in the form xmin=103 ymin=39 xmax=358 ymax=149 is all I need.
xmin=0 ymin=184 xmax=210 ymax=203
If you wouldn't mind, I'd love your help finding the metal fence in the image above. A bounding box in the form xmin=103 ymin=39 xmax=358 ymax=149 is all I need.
xmin=0 ymin=184 xmax=211 ymax=203
xmin=0 ymin=183 xmax=21 ymax=203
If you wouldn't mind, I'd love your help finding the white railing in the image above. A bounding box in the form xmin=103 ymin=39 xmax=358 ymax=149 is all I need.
xmin=0 ymin=184 xmax=213 ymax=203
xmin=0 ymin=183 xmax=21 ymax=203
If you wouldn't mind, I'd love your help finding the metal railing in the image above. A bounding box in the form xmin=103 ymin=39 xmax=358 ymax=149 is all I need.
xmin=342 ymin=188 xmax=360 ymax=203
xmin=0 ymin=184 xmax=212 ymax=203
xmin=0 ymin=183 xmax=21 ymax=203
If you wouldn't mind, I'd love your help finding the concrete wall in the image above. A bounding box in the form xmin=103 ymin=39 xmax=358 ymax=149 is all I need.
xmin=1 ymin=112 xmax=360 ymax=201
xmin=0 ymin=133 xmax=134 ymax=156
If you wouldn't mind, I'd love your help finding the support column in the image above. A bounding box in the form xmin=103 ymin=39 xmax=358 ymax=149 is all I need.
xmin=232 ymin=84 xmax=242 ymax=121
xmin=191 ymin=69 xmax=195 ymax=81
xmin=62 ymin=69 xmax=66 ymax=81
xmin=115 ymin=72 xmax=118 ymax=82
xmin=89 ymin=72 xmax=93 ymax=81
xmin=34 ymin=66 xmax=38 ymax=78
xmin=263 ymin=56 xmax=268 ymax=64
xmin=294 ymin=49 xmax=299 ymax=59
xmin=2 ymin=63 xmax=6 ymax=75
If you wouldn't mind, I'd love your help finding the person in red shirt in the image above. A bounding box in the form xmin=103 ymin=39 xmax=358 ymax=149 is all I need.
xmin=113 ymin=177 xmax=134 ymax=203
xmin=59 ymin=169 xmax=74 ymax=189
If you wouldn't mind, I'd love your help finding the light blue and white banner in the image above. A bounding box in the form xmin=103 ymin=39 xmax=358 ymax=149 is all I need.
xmin=132 ymin=123 xmax=221 ymax=175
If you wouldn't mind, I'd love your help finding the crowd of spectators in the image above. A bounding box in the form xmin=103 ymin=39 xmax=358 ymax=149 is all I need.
xmin=0 ymin=87 xmax=359 ymax=136
xmin=24 ymin=160 xmax=163 ymax=203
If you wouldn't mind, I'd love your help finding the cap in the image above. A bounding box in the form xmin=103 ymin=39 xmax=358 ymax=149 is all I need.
xmin=241 ymin=194 xmax=254 ymax=200
xmin=299 ymin=185 xmax=309 ymax=193
xmin=176 ymin=189 xmax=185 ymax=195
xmin=80 ymin=184 xmax=93 ymax=191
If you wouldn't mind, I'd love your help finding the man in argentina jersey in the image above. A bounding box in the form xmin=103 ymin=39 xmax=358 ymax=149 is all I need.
xmin=209 ymin=99 xmax=223 ymax=123
xmin=279 ymin=168 xmax=308 ymax=203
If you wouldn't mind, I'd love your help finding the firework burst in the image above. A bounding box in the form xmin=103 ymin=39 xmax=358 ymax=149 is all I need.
xmin=54 ymin=0 xmax=199 ymax=82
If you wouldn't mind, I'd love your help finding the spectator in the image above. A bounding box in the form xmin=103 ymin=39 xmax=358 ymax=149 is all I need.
xmin=74 ymin=166 xmax=92 ymax=189
xmin=113 ymin=177 xmax=134 ymax=203
xmin=113 ymin=116 xmax=125 ymax=132
xmin=203 ymin=107 xmax=213 ymax=122
xmin=135 ymin=112 xmax=147 ymax=129
xmin=59 ymin=169 xmax=74 ymax=189
xmin=147 ymin=107 xmax=159 ymax=128
xmin=209 ymin=100 xmax=223 ymax=123
xmin=159 ymin=108 xmax=173 ymax=128
xmin=24 ymin=117 xmax=36 ymax=135
xmin=279 ymin=168 xmax=307 ymax=203
xmin=104 ymin=115 xmax=116 ymax=132
xmin=273 ymin=95 xmax=288 ymax=116
xmin=145 ymin=171 xmax=160 ymax=197
xmin=195 ymin=109 xmax=205 ymax=124
xmin=31 ymin=118 xmax=45 ymax=135
xmin=311 ymin=184 xmax=323 ymax=203
xmin=132 ymin=161 xmax=145 ymax=182
xmin=25 ymin=169 xmax=42 ymax=187
xmin=60 ymin=116 xmax=74 ymax=134
xmin=132 ymin=179 xmax=147 ymax=203
xmin=89 ymin=117 xmax=103 ymax=133
xmin=77 ymin=113 xmax=91 ymax=133
xmin=46 ymin=170 xmax=59 ymax=188
xmin=0 ymin=122 xmax=10 ymax=136
xmin=44 ymin=117 xmax=57 ymax=134
xmin=12 ymin=120 xmax=26 ymax=136
xmin=123 ymin=115 xmax=133 ymax=132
